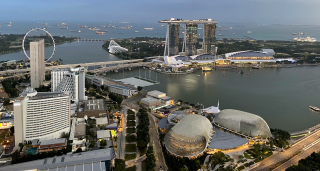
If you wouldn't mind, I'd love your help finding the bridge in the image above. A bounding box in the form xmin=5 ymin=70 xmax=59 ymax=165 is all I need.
xmin=92 ymin=62 xmax=152 ymax=74
xmin=77 ymin=39 xmax=108 ymax=42
xmin=0 ymin=59 xmax=144 ymax=75
xmin=290 ymin=124 xmax=320 ymax=137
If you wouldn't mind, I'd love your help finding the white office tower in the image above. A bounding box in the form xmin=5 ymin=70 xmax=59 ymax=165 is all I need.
xmin=14 ymin=88 xmax=71 ymax=149
xmin=30 ymin=39 xmax=45 ymax=88
xmin=51 ymin=67 xmax=86 ymax=101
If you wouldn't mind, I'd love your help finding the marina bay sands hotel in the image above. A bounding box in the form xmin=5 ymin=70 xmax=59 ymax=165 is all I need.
xmin=159 ymin=18 xmax=218 ymax=56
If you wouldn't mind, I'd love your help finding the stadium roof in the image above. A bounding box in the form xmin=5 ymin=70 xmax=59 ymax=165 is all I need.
xmin=159 ymin=18 xmax=218 ymax=24
xmin=225 ymin=51 xmax=273 ymax=57
xmin=214 ymin=109 xmax=271 ymax=139
xmin=164 ymin=114 xmax=213 ymax=157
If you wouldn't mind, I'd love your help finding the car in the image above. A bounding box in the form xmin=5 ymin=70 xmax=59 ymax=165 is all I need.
xmin=160 ymin=166 xmax=164 ymax=171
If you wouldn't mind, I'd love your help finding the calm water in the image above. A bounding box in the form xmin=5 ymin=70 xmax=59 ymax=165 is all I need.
xmin=0 ymin=41 xmax=122 ymax=64
xmin=1 ymin=21 xmax=320 ymax=41
xmin=104 ymin=67 xmax=320 ymax=132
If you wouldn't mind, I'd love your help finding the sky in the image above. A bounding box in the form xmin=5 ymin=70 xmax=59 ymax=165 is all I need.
xmin=1 ymin=0 xmax=320 ymax=24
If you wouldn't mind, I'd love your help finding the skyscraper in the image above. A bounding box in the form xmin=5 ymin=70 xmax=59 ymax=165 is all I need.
xmin=51 ymin=67 xmax=86 ymax=101
xmin=204 ymin=23 xmax=217 ymax=54
xmin=30 ymin=39 xmax=45 ymax=88
xmin=169 ymin=23 xmax=180 ymax=55
xmin=14 ymin=88 xmax=71 ymax=149
xmin=186 ymin=23 xmax=198 ymax=56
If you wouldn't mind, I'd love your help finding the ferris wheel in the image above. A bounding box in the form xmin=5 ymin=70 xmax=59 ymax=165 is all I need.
xmin=22 ymin=28 xmax=56 ymax=62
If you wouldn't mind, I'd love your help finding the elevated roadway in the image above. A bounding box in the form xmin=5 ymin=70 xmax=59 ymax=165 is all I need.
xmin=0 ymin=59 xmax=143 ymax=75
xmin=252 ymin=128 xmax=320 ymax=171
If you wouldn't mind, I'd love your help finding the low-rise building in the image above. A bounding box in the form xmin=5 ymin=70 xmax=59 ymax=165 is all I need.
xmin=97 ymin=130 xmax=111 ymax=140
xmin=225 ymin=50 xmax=276 ymax=63
xmin=141 ymin=96 xmax=162 ymax=109
xmin=0 ymin=148 xmax=114 ymax=171
xmin=107 ymin=84 xmax=138 ymax=98
xmin=96 ymin=117 xmax=109 ymax=127
xmin=147 ymin=90 xmax=166 ymax=98
xmin=85 ymin=75 xmax=104 ymax=87
xmin=38 ymin=138 xmax=67 ymax=152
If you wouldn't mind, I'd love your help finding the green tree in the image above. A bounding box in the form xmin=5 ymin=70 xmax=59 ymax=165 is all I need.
xmin=116 ymin=96 xmax=123 ymax=104
xmin=115 ymin=159 xmax=126 ymax=171
xmin=75 ymin=147 xmax=82 ymax=153
xmin=137 ymin=86 xmax=143 ymax=92
xmin=145 ymin=146 xmax=156 ymax=171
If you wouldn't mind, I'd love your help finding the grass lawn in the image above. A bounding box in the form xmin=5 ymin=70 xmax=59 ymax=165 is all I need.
xmin=127 ymin=128 xmax=136 ymax=134
xmin=127 ymin=121 xmax=136 ymax=127
xmin=125 ymin=144 xmax=137 ymax=152
xmin=126 ymin=135 xmax=137 ymax=142
xmin=141 ymin=160 xmax=147 ymax=171
xmin=127 ymin=109 xmax=135 ymax=115
xmin=126 ymin=166 xmax=136 ymax=171
xmin=125 ymin=153 xmax=137 ymax=161
xmin=127 ymin=115 xmax=135 ymax=120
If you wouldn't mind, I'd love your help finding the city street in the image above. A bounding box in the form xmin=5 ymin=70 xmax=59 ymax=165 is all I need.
xmin=116 ymin=106 xmax=128 ymax=160
xmin=252 ymin=129 xmax=320 ymax=171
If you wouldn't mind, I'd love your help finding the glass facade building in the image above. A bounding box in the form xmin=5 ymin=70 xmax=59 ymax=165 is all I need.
xmin=186 ymin=23 xmax=198 ymax=56
xmin=204 ymin=24 xmax=217 ymax=54
xmin=169 ymin=23 xmax=180 ymax=55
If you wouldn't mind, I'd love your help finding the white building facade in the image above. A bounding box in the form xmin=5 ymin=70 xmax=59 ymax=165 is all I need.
xmin=30 ymin=39 xmax=45 ymax=88
xmin=51 ymin=67 xmax=86 ymax=101
xmin=14 ymin=88 xmax=71 ymax=149
xmin=107 ymin=84 xmax=138 ymax=98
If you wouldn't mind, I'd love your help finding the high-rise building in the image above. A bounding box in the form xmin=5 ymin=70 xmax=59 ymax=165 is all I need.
xmin=30 ymin=39 xmax=45 ymax=88
xmin=204 ymin=23 xmax=217 ymax=54
xmin=14 ymin=88 xmax=71 ymax=149
xmin=51 ymin=67 xmax=86 ymax=101
xmin=186 ymin=23 xmax=198 ymax=56
xmin=169 ymin=23 xmax=180 ymax=55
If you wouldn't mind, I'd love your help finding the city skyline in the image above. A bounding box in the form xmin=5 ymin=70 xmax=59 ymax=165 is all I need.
xmin=2 ymin=0 xmax=320 ymax=25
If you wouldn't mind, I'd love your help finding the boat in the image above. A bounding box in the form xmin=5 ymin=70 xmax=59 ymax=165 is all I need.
xmin=202 ymin=66 xmax=212 ymax=72
xmin=161 ymin=25 xmax=165 ymax=27
xmin=79 ymin=25 xmax=88 ymax=28
xmin=223 ymin=75 xmax=226 ymax=77
xmin=118 ymin=32 xmax=123 ymax=34
xmin=181 ymin=32 xmax=185 ymax=34
xmin=293 ymin=36 xmax=316 ymax=42
xmin=53 ymin=25 xmax=59 ymax=26
xmin=197 ymin=75 xmax=201 ymax=77
xmin=89 ymin=27 xmax=100 ymax=31
xmin=292 ymin=33 xmax=297 ymax=35
xmin=144 ymin=28 xmax=154 ymax=30
xmin=233 ymin=33 xmax=236 ymax=35
xmin=96 ymin=31 xmax=105 ymax=34
xmin=135 ymin=31 xmax=139 ymax=33
xmin=220 ymin=28 xmax=229 ymax=31
xmin=70 ymin=30 xmax=81 ymax=33
xmin=252 ymin=64 xmax=260 ymax=69
xmin=247 ymin=73 xmax=250 ymax=75
xmin=60 ymin=27 xmax=68 ymax=29
xmin=310 ymin=106 xmax=320 ymax=112
xmin=239 ymin=70 xmax=244 ymax=74
xmin=198 ymin=28 xmax=203 ymax=30
xmin=230 ymin=27 xmax=233 ymax=29
xmin=42 ymin=23 xmax=48 ymax=26
xmin=62 ymin=23 xmax=67 ymax=26
xmin=247 ymin=31 xmax=252 ymax=33
xmin=8 ymin=24 xmax=11 ymax=26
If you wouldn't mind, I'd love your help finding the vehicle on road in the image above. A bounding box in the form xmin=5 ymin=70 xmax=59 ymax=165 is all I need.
xmin=160 ymin=166 xmax=164 ymax=171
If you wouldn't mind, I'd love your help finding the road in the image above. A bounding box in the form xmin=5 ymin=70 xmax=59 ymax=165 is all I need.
xmin=123 ymin=92 xmax=168 ymax=171
xmin=116 ymin=106 xmax=128 ymax=160
xmin=252 ymin=128 xmax=320 ymax=171
xmin=148 ymin=113 xmax=167 ymax=171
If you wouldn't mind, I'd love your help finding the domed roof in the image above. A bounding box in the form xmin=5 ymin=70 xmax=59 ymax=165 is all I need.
xmin=214 ymin=109 xmax=271 ymax=139
xmin=164 ymin=114 xmax=213 ymax=157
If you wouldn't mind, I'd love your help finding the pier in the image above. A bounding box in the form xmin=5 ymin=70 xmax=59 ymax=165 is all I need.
xmin=290 ymin=124 xmax=320 ymax=137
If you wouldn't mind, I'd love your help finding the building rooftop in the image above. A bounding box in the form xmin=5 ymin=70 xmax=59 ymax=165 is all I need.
xmin=97 ymin=130 xmax=111 ymax=139
xmin=158 ymin=118 xmax=168 ymax=129
xmin=96 ymin=117 xmax=109 ymax=125
xmin=83 ymin=99 xmax=106 ymax=111
xmin=0 ymin=148 xmax=113 ymax=171
xmin=74 ymin=123 xmax=86 ymax=138
xmin=40 ymin=138 xmax=66 ymax=146
xmin=147 ymin=90 xmax=166 ymax=97
xmin=160 ymin=96 xmax=173 ymax=101
xmin=107 ymin=84 xmax=131 ymax=90
xmin=225 ymin=51 xmax=273 ymax=57
xmin=159 ymin=18 xmax=218 ymax=24
xmin=208 ymin=128 xmax=249 ymax=149
xmin=141 ymin=97 xmax=160 ymax=103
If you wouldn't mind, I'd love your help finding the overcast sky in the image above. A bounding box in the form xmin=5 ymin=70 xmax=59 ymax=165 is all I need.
xmin=1 ymin=0 xmax=320 ymax=24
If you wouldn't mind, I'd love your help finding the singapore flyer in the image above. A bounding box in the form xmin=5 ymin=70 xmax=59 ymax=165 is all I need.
xmin=22 ymin=28 xmax=56 ymax=62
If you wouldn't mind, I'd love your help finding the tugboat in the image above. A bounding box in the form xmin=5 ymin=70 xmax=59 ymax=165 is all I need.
xmin=202 ymin=66 xmax=212 ymax=72
xmin=252 ymin=64 xmax=260 ymax=69
xmin=310 ymin=106 xmax=320 ymax=112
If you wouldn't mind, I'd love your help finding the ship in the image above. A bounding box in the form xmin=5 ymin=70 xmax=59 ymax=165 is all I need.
xmin=252 ymin=64 xmax=260 ymax=69
xmin=62 ymin=23 xmax=67 ymax=26
xmin=60 ymin=27 xmax=68 ymax=29
xmin=161 ymin=25 xmax=165 ymax=27
xmin=220 ymin=28 xmax=229 ymax=31
xmin=310 ymin=106 xmax=320 ymax=112
xmin=79 ymin=25 xmax=88 ymax=28
xmin=89 ymin=27 xmax=100 ymax=31
xmin=8 ymin=24 xmax=11 ymax=26
xmin=293 ymin=36 xmax=316 ymax=42
xmin=144 ymin=28 xmax=154 ymax=30
xmin=135 ymin=31 xmax=139 ymax=33
xmin=247 ymin=31 xmax=252 ymax=33
xmin=42 ymin=23 xmax=48 ymax=26
xmin=70 ymin=30 xmax=81 ymax=33
xmin=53 ymin=25 xmax=59 ymax=26
xmin=230 ymin=27 xmax=233 ymax=29
xmin=96 ymin=31 xmax=105 ymax=34
xmin=202 ymin=66 xmax=212 ymax=72
xmin=292 ymin=33 xmax=297 ymax=35
xmin=118 ymin=32 xmax=123 ymax=34
xmin=106 ymin=25 xmax=116 ymax=28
